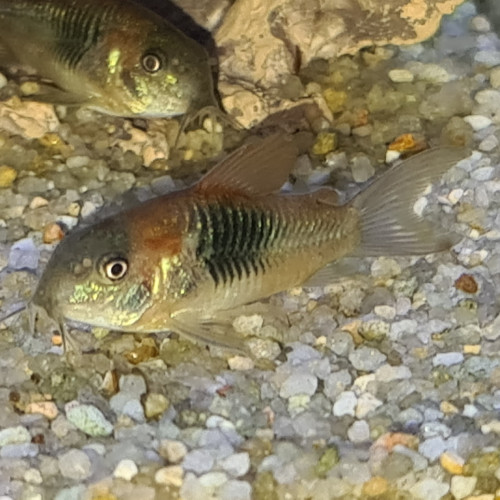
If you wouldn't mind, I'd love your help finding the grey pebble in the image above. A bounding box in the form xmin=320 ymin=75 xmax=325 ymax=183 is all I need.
xmin=58 ymin=449 xmax=92 ymax=481
xmin=348 ymin=346 xmax=386 ymax=372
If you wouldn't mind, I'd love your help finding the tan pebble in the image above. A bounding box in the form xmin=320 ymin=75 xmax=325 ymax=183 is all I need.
xmin=362 ymin=476 xmax=389 ymax=496
xmin=51 ymin=334 xmax=63 ymax=346
xmin=67 ymin=202 xmax=81 ymax=217
xmin=159 ymin=439 xmax=187 ymax=463
xmin=29 ymin=196 xmax=49 ymax=209
xmin=464 ymin=344 xmax=481 ymax=355
xmin=374 ymin=432 xmax=419 ymax=452
xmin=100 ymin=370 xmax=119 ymax=396
xmin=20 ymin=81 xmax=40 ymax=96
xmin=25 ymin=401 xmax=58 ymax=420
xmin=440 ymin=451 xmax=465 ymax=475
xmin=144 ymin=393 xmax=169 ymax=420
xmin=440 ymin=401 xmax=459 ymax=414
xmin=43 ymin=223 xmax=65 ymax=244
xmin=154 ymin=465 xmax=183 ymax=487
xmin=0 ymin=165 xmax=17 ymax=187
xmin=228 ymin=355 xmax=254 ymax=371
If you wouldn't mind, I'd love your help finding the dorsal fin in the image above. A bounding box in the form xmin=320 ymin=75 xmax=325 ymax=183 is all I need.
xmin=196 ymin=134 xmax=299 ymax=196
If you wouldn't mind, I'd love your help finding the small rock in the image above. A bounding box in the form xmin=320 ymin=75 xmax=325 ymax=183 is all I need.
xmin=8 ymin=238 xmax=39 ymax=270
xmin=347 ymin=420 xmax=370 ymax=443
xmin=58 ymin=449 xmax=92 ymax=481
xmin=490 ymin=66 xmax=500 ymax=89
xmin=333 ymin=391 xmax=357 ymax=417
xmin=155 ymin=465 xmax=184 ymax=487
xmin=25 ymin=401 xmax=58 ymax=420
xmin=471 ymin=166 xmax=495 ymax=181
xmin=218 ymin=452 xmax=250 ymax=477
xmin=65 ymin=401 xmax=113 ymax=437
xmin=351 ymin=155 xmax=375 ymax=182
xmin=0 ymin=165 xmax=17 ymax=188
xmin=463 ymin=115 xmax=492 ymax=131
xmin=471 ymin=15 xmax=491 ymax=32
xmin=218 ymin=480 xmax=252 ymax=500
xmin=228 ymin=356 xmax=254 ymax=371
xmin=143 ymin=393 xmax=169 ymax=420
xmin=450 ymin=475 xmax=477 ymax=500
xmin=159 ymin=439 xmax=188 ymax=464
xmin=279 ymin=372 xmax=318 ymax=398
xmin=433 ymin=352 xmax=464 ymax=367
xmin=373 ymin=305 xmax=396 ymax=320
xmin=119 ymin=374 xmax=147 ymax=397
xmin=183 ymin=449 xmax=215 ymax=474
xmin=349 ymin=346 xmax=387 ymax=372
xmin=233 ymin=314 xmax=263 ymax=335
xmin=23 ymin=468 xmax=43 ymax=485
xmin=362 ymin=476 xmax=389 ymax=497
xmin=113 ymin=459 xmax=138 ymax=481
xmin=43 ymin=223 xmax=65 ymax=244
xmin=356 ymin=393 xmax=383 ymax=418
xmin=0 ymin=426 xmax=31 ymax=446
xmin=388 ymin=69 xmax=414 ymax=83
xmin=440 ymin=451 xmax=464 ymax=475
xmin=410 ymin=478 xmax=449 ymax=500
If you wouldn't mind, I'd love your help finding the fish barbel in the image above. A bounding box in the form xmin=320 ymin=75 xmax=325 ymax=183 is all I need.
xmin=31 ymin=135 xmax=466 ymax=350
xmin=0 ymin=0 xmax=217 ymax=117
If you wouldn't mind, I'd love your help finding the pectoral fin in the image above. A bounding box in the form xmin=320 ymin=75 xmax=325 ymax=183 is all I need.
xmin=169 ymin=312 xmax=249 ymax=354
xmin=24 ymin=83 xmax=87 ymax=107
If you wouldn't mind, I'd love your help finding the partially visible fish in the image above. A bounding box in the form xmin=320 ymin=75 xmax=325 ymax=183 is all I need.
xmin=31 ymin=135 xmax=466 ymax=350
xmin=0 ymin=0 xmax=217 ymax=117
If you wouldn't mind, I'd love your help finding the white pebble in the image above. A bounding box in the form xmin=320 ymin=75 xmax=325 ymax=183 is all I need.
xmin=279 ymin=372 xmax=318 ymax=398
xmin=479 ymin=134 xmax=498 ymax=152
xmin=23 ymin=468 xmax=43 ymax=485
xmin=448 ymin=188 xmax=464 ymax=205
xmin=0 ymin=73 xmax=7 ymax=89
xmin=470 ymin=15 xmax=491 ymax=32
xmin=388 ymin=69 xmax=414 ymax=83
xmin=0 ymin=426 xmax=31 ymax=446
xmin=355 ymin=393 xmax=383 ymax=418
xmin=373 ymin=305 xmax=396 ymax=320
xmin=58 ymin=449 xmax=92 ymax=481
xmin=218 ymin=452 xmax=250 ymax=477
xmin=113 ymin=459 xmax=138 ymax=481
xmin=471 ymin=166 xmax=494 ymax=181
xmin=333 ymin=391 xmax=357 ymax=417
xmin=450 ymin=475 xmax=477 ymax=500
xmin=463 ymin=114 xmax=492 ymax=131
xmin=410 ymin=478 xmax=449 ymax=500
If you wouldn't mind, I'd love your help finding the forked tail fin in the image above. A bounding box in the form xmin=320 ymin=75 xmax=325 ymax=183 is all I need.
xmin=352 ymin=147 xmax=468 ymax=256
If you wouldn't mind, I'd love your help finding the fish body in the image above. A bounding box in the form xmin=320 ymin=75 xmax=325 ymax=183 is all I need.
xmin=0 ymin=0 xmax=217 ymax=117
xmin=32 ymin=135 xmax=466 ymax=349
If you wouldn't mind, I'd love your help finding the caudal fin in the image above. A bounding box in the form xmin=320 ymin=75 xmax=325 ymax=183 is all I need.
xmin=352 ymin=147 xmax=468 ymax=256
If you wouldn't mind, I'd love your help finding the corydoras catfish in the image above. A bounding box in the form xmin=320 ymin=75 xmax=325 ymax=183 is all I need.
xmin=0 ymin=0 xmax=217 ymax=117
xmin=31 ymin=135 xmax=466 ymax=350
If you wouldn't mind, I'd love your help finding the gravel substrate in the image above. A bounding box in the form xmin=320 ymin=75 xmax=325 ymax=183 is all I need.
xmin=1 ymin=2 xmax=500 ymax=499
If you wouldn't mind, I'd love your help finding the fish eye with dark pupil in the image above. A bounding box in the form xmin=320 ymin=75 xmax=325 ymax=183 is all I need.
xmin=103 ymin=257 xmax=128 ymax=281
xmin=141 ymin=53 xmax=162 ymax=73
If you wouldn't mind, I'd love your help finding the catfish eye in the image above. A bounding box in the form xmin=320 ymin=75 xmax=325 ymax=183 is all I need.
xmin=103 ymin=257 xmax=128 ymax=281
xmin=141 ymin=53 xmax=162 ymax=73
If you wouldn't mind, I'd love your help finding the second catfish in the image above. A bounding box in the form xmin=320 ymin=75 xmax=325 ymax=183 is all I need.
xmin=0 ymin=0 xmax=217 ymax=117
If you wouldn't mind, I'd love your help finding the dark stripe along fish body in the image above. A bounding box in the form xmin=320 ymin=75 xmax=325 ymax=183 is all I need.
xmin=0 ymin=0 xmax=217 ymax=117
xmin=31 ymin=135 xmax=467 ymax=351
